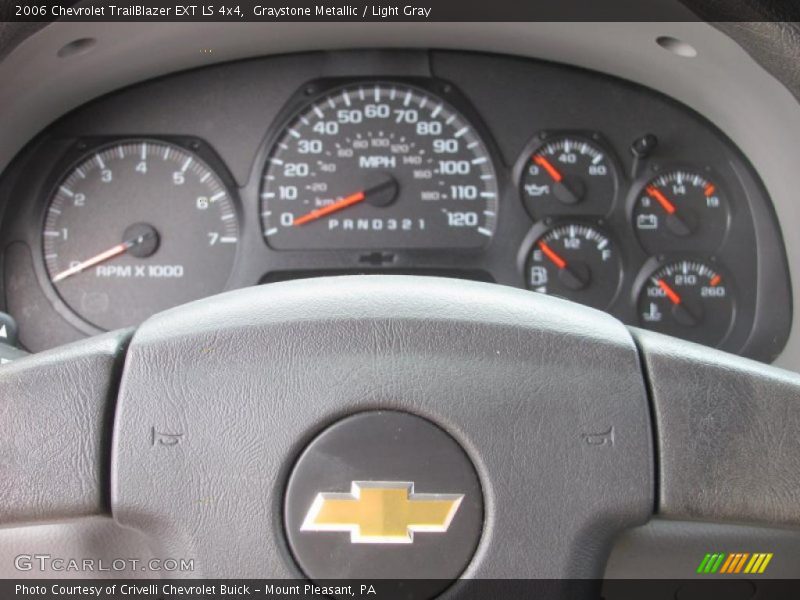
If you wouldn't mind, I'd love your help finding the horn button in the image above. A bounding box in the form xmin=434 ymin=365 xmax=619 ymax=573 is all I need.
xmin=284 ymin=411 xmax=483 ymax=585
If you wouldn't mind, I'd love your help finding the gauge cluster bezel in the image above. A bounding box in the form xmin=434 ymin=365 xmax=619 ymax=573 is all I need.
xmin=0 ymin=50 xmax=789 ymax=361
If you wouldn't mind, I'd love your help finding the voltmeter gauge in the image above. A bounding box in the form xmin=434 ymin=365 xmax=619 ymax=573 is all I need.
xmin=638 ymin=260 xmax=735 ymax=346
xmin=632 ymin=169 xmax=730 ymax=254
xmin=526 ymin=222 xmax=622 ymax=310
xmin=520 ymin=135 xmax=617 ymax=219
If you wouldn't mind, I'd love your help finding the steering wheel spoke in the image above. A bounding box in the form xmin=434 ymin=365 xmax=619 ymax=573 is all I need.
xmin=0 ymin=330 xmax=130 ymax=524
xmin=634 ymin=329 xmax=800 ymax=526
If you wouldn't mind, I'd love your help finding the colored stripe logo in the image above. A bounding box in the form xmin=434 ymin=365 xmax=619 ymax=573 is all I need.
xmin=696 ymin=552 xmax=773 ymax=574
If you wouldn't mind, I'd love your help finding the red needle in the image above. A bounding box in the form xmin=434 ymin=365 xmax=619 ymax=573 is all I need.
xmin=537 ymin=241 xmax=567 ymax=269
xmin=293 ymin=190 xmax=366 ymax=226
xmin=657 ymin=279 xmax=682 ymax=305
xmin=534 ymin=155 xmax=563 ymax=183
xmin=646 ymin=186 xmax=677 ymax=215
xmin=52 ymin=242 xmax=130 ymax=283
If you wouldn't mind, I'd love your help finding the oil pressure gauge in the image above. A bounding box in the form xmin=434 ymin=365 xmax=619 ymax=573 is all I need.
xmin=638 ymin=259 xmax=735 ymax=346
xmin=520 ymin=135 xmax=618 ymax=219
xmin=526 ymin=222 xmax=622 ymax=310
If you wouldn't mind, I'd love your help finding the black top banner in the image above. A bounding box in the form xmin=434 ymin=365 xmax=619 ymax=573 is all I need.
xmin=3 ymin=0 xmax=800 ymax=22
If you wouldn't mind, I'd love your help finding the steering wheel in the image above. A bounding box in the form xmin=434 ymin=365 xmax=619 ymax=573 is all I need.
xmin=2 ymin=276 xmax=799 ymax=591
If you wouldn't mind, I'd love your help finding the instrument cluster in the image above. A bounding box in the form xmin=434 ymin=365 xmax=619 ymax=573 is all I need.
xmin=0 ymin=51 xmax=790 ymax=360
xmin=516 ymin=132 xmax=735 ymax=346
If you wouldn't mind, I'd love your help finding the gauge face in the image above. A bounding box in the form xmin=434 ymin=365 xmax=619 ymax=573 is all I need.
xmin=632 ymin=169 xmax=730 ymax=254
xmin=520 ymin=136 xmax=616 ymax=219
xmin=638 ymin=260 xmax=734 ymax=346
xmin=43 ymin=140 xmax=238 ymax=331
xmin=260 ymin=83 xmax=499 ymax=250
xmin=527 ymin=223 xmax=622 ymax=310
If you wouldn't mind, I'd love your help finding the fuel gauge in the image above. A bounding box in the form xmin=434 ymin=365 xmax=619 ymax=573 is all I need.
xmin=526 ymin=222 xmax=622 ymax=310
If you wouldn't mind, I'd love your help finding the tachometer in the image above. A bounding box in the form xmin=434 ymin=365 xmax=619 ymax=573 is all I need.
xmin=42 ymin=139 xmax=238 ymax=331
xmin=260 ymin=82 xmax=499 ymax=249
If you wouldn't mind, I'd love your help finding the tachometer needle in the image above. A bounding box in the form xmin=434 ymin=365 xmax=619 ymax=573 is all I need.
xmin=51 ymin=230 xmax=155 ymax=283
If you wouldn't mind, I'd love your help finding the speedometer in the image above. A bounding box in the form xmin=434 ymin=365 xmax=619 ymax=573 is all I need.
xmin=260 ymin=82 xmax=499 ymax=250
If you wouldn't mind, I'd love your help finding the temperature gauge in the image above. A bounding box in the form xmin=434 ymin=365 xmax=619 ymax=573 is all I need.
xmin=520 ymin=135 xmax=617 ymax=219
xmin=632 ymin=169 xmax=730 ymax=254
xmin=638 ymin=260 xmax=735 ymax=346
xmin=526 ymin=223 xmax=622 ymax=310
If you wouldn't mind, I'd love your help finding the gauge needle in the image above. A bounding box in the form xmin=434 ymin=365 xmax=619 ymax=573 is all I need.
xmin=51 ymin=232 xmax=154 ymax=283
xmin=534 ymin=155 xmax=581 ymax=205
xmin=538 ymin=240 xmax=567 ymax=269
xmin=657 ymin=278 xmax=682 ymax=305
xmin=537 ymin=241 xmax=586 ymax=290
xmin=657 ymin=278 xmax=699 ymax=326
xmin=534 ymin=155 xmax=563 ymax=183
xmin=292 ymin=179 xmax=398 ymax=227
xmin=646 ymin=186 xmax=676 ymax=215
xmin=293 ymin=190 xmax=366 ymax=226
xmin=646 ymin=186 xmax=692 ymax=236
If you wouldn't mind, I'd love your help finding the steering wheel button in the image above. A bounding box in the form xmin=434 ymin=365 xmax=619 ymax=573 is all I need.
xmin=284 ymin=411 xmax=483 ymax=589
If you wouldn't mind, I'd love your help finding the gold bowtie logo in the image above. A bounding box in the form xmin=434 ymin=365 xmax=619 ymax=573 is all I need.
xmin=301 ymin=481 xmax=464 ymax=544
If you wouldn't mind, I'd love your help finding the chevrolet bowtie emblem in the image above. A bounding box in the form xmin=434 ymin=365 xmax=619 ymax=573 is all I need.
xmin=300 ymin=481 xmax=464 ymax=544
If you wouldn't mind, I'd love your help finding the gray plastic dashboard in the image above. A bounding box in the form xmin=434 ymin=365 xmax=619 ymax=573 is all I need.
xmin=0 ymin=49 xmax=791 ymax=361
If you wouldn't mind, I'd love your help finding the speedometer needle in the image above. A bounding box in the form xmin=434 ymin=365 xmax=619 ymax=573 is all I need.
xmin=292 ymin=178 xmax=398 ymax=227
xmin=51 ymin=230 xmax=155 ymax=283
xmin=292 ymin=191 xmax=366 ymax=227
